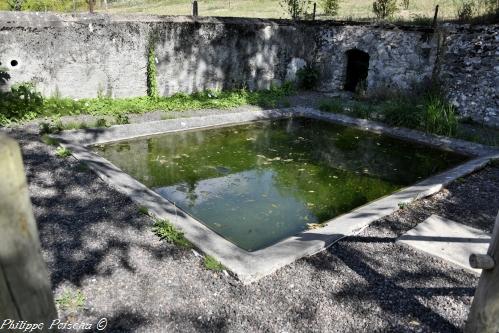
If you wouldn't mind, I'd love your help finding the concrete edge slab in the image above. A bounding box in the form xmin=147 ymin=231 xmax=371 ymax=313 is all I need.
xmin=396 ymin=215 xmax=491 ymax=275
xmin=52 ymin=108 xmax=499 ymax=283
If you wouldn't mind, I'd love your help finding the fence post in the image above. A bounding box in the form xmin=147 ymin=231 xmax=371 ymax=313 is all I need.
xmin=0 ymin=135 xmax=58 ymax=325
xmin=192 ymin=1 xmax=198 ymax=17
xmin=465 ymin=211 xmax=499 ymax=333
xmin=312 ymin=3 xmax=316 ymax=21
xmin=432 ymin=5 xmax=439 ymax=29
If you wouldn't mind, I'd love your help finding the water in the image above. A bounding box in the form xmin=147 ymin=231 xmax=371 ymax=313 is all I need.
xmin=94 ymin=118 xmax=467 ymax=251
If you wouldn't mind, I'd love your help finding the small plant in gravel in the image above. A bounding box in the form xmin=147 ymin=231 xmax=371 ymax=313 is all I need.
xmin=41 ymin=134 xmax=59 ymax=146
xmin=55 ymin=146 xmax=72 ymax=158
xmin=203 ymin=255 xmax=225 ymax=272
xmin=56 ymin=289 xmax=86 ymax=312
xmin=138 ymin=206 xmax=150 ymax=216
xmin=398 ymin=202 xmax=409 ymax=209
xmin=153 ymin=219 xmax=192 ymax=248
xmin=39 ymin=120 xmax=63 ymax=135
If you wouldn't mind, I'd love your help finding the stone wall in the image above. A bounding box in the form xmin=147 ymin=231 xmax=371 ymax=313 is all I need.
xmin=0 ymin=12 xmax=438 ymax=100
xmin=439 ymin=24 xmax=499 ymax=127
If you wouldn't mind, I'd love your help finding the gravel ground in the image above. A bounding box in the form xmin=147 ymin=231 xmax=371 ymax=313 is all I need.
xmin=3 ymin=113 xmax=499 ymax=332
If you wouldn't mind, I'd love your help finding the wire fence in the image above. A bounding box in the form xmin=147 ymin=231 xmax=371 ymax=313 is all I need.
xmin=1 ymin=0 xmax=497 ymax=22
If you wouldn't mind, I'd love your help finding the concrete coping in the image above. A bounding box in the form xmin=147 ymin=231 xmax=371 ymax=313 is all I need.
xmin=53 ymin=107 xmax=499 ymax=283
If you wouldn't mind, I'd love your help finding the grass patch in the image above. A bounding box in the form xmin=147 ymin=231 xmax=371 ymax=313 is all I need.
xmin=1 ymin=83 xmax=294 ymax=127
xmin=55 ymin=289 xmax=85 ymax=312
xmin=203 ymin=255 xmax=225 ymax=272
xmin=319 ymin=98 xmax=344 ymax=114
xmin=55 ymin=146 xmax=72 ymax=158
xmin=152 ymin=219 xmax=192 ymax=248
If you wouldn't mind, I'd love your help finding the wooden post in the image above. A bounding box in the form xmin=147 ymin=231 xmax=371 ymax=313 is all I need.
xmin=0 ymin=135 xmax=58 ymax=326
xmin=312 ymin=3 xmax=317 ymax=21
xmin=432 ymin=5 xmax=439 ymax=29
xmin=88 ymin=0 xmax=95 ymax=13
xmin=465 ymin=211 xmax=499 ymax=333
xmin=192 ymin=0 xmax=198 ymax=17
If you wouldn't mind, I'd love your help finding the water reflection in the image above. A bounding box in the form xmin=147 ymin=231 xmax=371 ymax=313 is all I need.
xmin=95 ymin=118 xmax=467 ymax=251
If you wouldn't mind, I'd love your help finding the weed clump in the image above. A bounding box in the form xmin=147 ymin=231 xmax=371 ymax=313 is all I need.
xmin=152 ymin=219 xmax=192 ymax=248
xmin=56 ymin=289 xmax=85 ymax=312
xmin=55 ymin=146 xmax=72 ymax=158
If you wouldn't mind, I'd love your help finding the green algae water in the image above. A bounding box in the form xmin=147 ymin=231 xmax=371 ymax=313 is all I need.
xmin=94 ymin=118 xmax=467 ymax=251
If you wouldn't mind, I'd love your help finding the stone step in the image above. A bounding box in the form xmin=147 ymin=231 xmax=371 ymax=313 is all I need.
xmin=397 ymin=214 xmax=491 ymax=274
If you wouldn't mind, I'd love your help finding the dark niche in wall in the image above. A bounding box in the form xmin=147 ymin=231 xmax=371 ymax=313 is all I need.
xmin=344 ymin=49 xmax=369 ymax=92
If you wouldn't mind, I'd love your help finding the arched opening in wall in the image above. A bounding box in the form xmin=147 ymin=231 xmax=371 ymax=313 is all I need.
xmin=344 ymin=49 xmax=370 ymax=92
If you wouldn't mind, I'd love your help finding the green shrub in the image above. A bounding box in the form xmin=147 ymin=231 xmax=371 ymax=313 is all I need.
xmin=381 ymin=99 xmax=423 ymax=128
xmin=321 ymin=0 xmax=340 ymax=16
xmin=280 ymin=0 xmax=312 ymax=19
xmin=296 ymin=64 xmax=320 ymax=90
xmin=203 ymin=255 xmax=225 ymax=272
xmin=456 ymin=0 xmax=475 ymax=22
xmin=152 ymin=219 xmax=192 ymax=248
xmin=402 ymin=0 xmax=410 ymax=10
xmin=373 ymin=0 xmax=398 ymax=19
xmin=0 ymin=83 xmax=43 ymax=125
